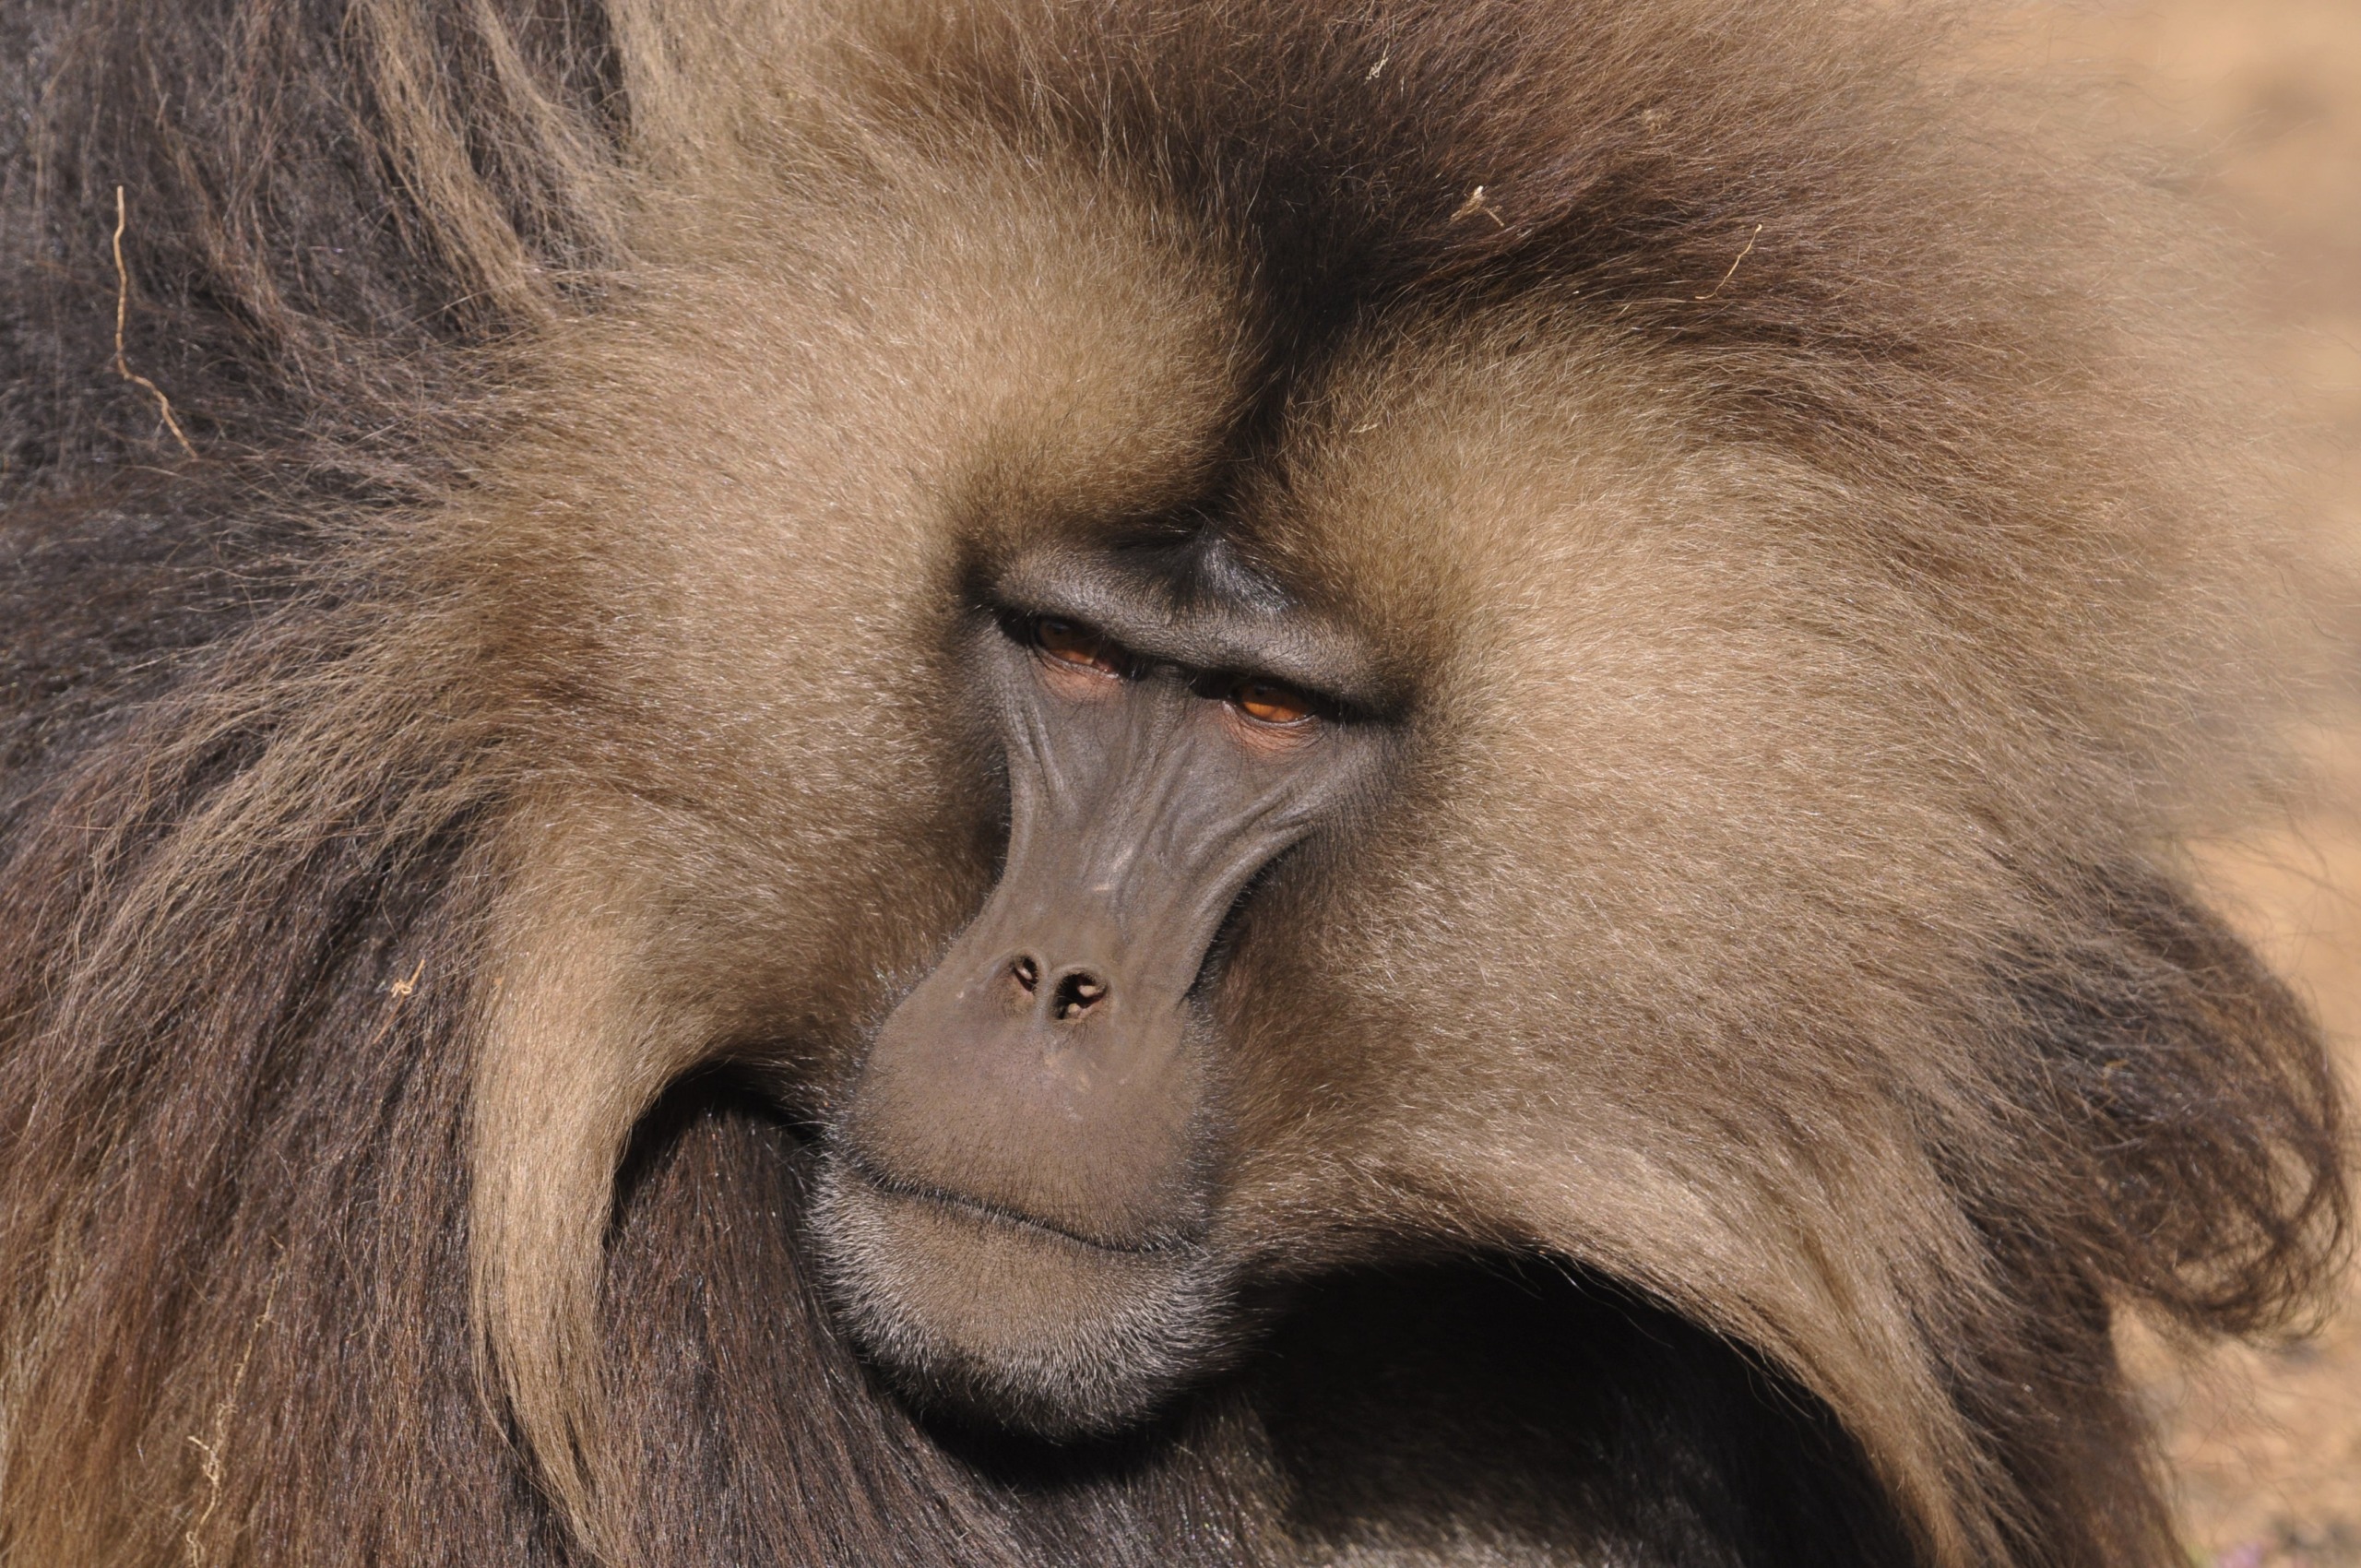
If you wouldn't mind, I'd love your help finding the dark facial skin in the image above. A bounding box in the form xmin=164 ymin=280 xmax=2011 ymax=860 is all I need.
xmin=818 ymin=540 xmax=1390 ymax=1434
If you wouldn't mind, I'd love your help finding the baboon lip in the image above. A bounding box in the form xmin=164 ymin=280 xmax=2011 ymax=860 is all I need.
xmin=834 ymin=1151 xmax=1205 ymax=1259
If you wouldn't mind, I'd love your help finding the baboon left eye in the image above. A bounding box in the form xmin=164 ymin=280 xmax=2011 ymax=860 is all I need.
xmin=1033 ymin=618 xmax=1125 ymax=677
xmin=1228 ymin=679 xmax=1315 ymax=726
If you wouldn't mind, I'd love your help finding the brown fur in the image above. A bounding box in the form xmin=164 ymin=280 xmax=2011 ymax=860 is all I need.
xmin=0 ymin=2 xmax=2345 ymax=1564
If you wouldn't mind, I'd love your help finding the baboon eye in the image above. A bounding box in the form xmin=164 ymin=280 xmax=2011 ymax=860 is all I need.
xmin=1033 ymin=618 xmax=1123 ymax=676
xmin=1229 ymin=678 xmax=1315 ymax=726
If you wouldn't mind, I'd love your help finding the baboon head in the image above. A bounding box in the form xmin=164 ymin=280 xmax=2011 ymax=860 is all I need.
xmin=453 ymin=24 xmax=2337 ymax=1534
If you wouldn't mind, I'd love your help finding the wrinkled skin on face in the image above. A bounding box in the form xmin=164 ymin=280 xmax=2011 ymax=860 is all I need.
xmin=818 ymin=540 xmax=1394 ymax=1432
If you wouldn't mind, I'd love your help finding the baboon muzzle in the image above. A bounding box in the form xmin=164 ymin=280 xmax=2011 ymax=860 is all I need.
xmin=840 ymin=673 xmax=1329 ymax=1251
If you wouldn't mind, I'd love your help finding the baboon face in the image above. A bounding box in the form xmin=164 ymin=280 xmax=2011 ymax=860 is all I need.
xmin=814 ymin=535 xmax=1398 ymax=1431
xmin=481 ymin=179 xmax=1968 ymax=1442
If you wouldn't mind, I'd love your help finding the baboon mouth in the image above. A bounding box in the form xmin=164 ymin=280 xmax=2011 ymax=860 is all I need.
xmin=808 ymin=1154 xmax=1235 ymax=1437
xmin=835 ymin=1154 xmax=1201 ymax=1258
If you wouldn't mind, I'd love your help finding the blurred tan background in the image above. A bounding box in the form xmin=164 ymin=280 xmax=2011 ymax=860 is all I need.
xmin=2019 ymin=3 xmax=2361 ymax=1562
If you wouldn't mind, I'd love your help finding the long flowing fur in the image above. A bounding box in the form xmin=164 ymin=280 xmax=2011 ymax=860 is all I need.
xmin=0 ymin=2 xmax=2345 ymax=1565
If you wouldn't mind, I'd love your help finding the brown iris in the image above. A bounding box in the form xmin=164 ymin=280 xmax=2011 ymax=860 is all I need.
xmin=1034 ymin=618 xmax=1123 ymax=676
xmin=1229 ymin=678 xmax=1314 ymax=726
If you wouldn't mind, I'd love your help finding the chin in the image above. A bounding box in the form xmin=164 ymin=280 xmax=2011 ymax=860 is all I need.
xmin=806 ymin=1155 xmax=1239 ymax=1440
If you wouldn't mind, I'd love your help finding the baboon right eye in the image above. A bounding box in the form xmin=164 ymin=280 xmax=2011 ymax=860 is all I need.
xmin=1228 ymin=678 xmax=1316 ymax=727
xmin=1032 ymin=618 xmax=1125 ymax=677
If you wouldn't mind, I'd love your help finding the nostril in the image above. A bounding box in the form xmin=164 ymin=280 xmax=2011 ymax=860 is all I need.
xmin=1011 ymin=956 xmax=1040 ymax=992
xmin=1052 ymin=970 xmax=1107 ymax=1021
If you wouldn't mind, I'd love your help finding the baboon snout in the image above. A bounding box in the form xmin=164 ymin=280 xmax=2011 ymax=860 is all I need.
xmin=820 ymin=587 xmax=1385 ymax=1421
xmin=837 ymin=897 xmax=1211 ymax=1252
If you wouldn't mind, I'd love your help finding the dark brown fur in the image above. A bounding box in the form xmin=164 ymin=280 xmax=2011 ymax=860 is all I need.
xmin=0 ymin=2 xmax=2345 ymax=1565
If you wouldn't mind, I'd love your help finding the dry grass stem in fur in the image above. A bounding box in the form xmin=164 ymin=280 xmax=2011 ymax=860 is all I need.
xmin=1696 ymin=223 xmax=1765 ymax=301
xmin=110 ymin=186 xmax=196 ymax=459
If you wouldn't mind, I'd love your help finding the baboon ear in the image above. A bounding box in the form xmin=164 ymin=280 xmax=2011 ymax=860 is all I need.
xmin=1999 ymin=867 xmax=2347 ymax=1334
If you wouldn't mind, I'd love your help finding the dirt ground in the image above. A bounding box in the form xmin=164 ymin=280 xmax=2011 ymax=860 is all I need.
xmin=2012 ymin=2 xmax=2361 ymax=1562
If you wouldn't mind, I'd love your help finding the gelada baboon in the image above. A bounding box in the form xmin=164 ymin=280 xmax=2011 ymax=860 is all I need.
xmin=0 ymin=0 xmax=2345 ymax=1563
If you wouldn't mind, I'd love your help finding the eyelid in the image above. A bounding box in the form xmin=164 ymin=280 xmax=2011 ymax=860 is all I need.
xmin=1228 ymin=677 xmax=1318 ymax=726
xmin=1012 ymin=612 xmax=1335 ymax=723
xmin=1030 ymin=615 xmax=1128 ymax=676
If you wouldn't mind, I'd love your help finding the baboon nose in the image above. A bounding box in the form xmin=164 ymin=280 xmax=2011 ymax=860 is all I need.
xmin=1004 ymin=956 xmax=1109 ymax=1023
xmin=1050 ymin=968 xmax=1108 ymax=1022
xmin=845 ymin=942 xmax=1199 ymax=1249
